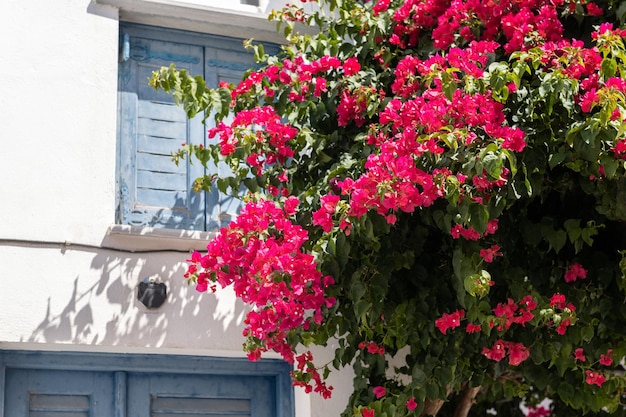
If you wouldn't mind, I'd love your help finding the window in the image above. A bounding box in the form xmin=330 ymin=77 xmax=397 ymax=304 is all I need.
xmin=1 ymin=350 xmax=294 ymax=417
xmin=117 ymin=24 xmax=256 ymax=231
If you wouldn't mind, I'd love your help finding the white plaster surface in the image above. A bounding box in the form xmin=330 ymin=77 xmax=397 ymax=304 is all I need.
xmin=0 ymin=0 xmax=353 ymax=416
xmin=0 ymin=0 xmax=119 ymax=245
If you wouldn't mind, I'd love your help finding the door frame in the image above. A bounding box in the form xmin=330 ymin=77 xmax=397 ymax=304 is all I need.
xmin=0 ymin=349 xmax=294 ymax=417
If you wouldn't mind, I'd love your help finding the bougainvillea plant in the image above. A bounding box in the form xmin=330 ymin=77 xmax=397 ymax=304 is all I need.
xmin=150 ymin=0 xmax=626 ymax=415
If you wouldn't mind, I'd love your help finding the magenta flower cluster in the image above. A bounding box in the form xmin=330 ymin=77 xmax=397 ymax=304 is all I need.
xmin=185 ymin=198 xmax=336 ymax=396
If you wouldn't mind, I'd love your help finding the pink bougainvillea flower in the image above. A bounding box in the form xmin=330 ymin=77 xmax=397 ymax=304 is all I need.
xmin=613 ymin=138 xmax=626 ymax=159
xmin=564 ymin=262 xmax=587 ymax=283
xmin=373 ymin=386 xmax=386 ymax=399
xmin=586 ymin=3 xmax=603 ymax=16
xmin=527 ymin=405 xmax=551 ymax=417
xmin=549 ymin=293 xmax=566 ymax=309
xmin=372 ymin=0 xmax=391 ymax=16
xmin=480 ymin=244 xmax=502 ymax=263
xmin=600 ymin=350 xmax=613 ymax=366
xmin=466 ymin=323 xmax=482 ymax=333
xmin=485 ymin=219 xmax=499 ymax=235
xmin=493 ymin=298 xmax=518 ymax=331
xmin=555 ymin=317 xmax=572 ymax=335
xmin=585 ymin=370 xmax=606 ymax=387
xmin=358 ymin=341 xmax=385 ymax=355
xmin=482 ymin=340 xmax=507 ymax=362
xmin=406 ymin=397 xmax=418 ymax=411
xmin=312 ymin=194 xmax=340 ymax=232
xmin=506 ymin=341 xmax=530 ymax=366
xmin=574 ymin=348 xmax=586 ymax=362
xmin=450 ymin=224 xmax=482 ymax=241
xmin=435 ymin=309 xmax=465 ymax=334
xmin=362 ymin=407 xmax=375 ymax=417
xmin=491 ymin=296 xmax=535 ymax=330
xmin=482 ymin=340 xmax=530 ymax=365
xmin=519 ymin=295 xmax=537 ymax=311
xmin=343 ymin=57 xmax=361 ymax=76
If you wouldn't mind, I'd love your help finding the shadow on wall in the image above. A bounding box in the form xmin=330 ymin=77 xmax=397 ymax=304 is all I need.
xmin=24 ymin=243 xmax=249 ymax=352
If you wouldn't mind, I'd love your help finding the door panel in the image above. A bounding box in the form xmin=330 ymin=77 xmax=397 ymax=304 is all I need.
xmin=4 ymin=369 xmax=115 ymax=417
xmin=127 ymin=373 xmax=275 ymax=417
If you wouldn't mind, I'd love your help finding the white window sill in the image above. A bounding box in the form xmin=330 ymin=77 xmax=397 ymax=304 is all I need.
xmin=103 ymin=224 xmax=215 ymax=252
xmin=93 ymin=0 xmax=288 ymax=44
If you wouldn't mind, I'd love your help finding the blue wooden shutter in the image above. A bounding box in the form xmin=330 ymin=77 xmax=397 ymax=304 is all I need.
xmin=118 ymin=31 xmax=206 ymax=230
xmin=117 ymin=26 xmax=265 ymax=231
xmin=202 ymin=43 xmax=255 ymax=231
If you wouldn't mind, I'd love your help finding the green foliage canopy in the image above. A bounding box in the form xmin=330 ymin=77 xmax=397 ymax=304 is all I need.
xmin=151 ymin=0 xmax=626 ymax=415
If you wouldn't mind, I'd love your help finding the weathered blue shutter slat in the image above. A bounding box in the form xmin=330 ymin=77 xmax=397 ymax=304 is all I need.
xmin=136 ymin=134 xmax=185 ymax=155
xmin=137 ymin=100 xmax=188 ymax=123
xmin=135 ymin=152 xmax=186 ymax=174
xmin=137 ymin=117 xmax=186 ymax=139
xmin=136 ymin=170 xmax=187 ymax=192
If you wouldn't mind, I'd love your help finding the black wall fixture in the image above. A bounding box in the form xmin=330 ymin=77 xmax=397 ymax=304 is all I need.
xmin=137 ymin=278 xmax=167 ymax=309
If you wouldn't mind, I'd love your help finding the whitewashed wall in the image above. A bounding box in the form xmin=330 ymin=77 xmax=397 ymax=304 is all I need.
xmin=0 ymin=1 xmax=352 ymax=416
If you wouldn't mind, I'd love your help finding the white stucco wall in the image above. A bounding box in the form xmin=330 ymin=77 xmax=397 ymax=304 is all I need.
xmin=0 ymin=0 xmax=119 ymax=244
xmin=0 ymin=1 xmax=353 ymax=416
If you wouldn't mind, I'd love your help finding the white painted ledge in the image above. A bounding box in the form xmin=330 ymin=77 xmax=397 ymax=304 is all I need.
xmin=93 ymin=0 xmax=289 ymax=43
xmin=103 ymin=224 xmax=215 ymax=252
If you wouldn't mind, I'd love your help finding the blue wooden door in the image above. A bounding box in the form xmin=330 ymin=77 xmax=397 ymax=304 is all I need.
xmin=126 ymin=372 xmax=276 ymax=417
xmin=4 ymin=369 xmax=115 ymax=416
xmin=1 ymin=352 xmax=292 ymax=417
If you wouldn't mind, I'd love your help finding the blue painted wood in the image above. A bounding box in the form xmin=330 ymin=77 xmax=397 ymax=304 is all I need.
xmin=0 ymin=351 xmax=291 ymax=376
xmin=115 ymin=371 xmax=126 ymax=417
xmin=118 ymin=26 xmax=205 ymax=230
xmin=1 ymin=351 xmax=294 ymax=417
xmin=4 ymin=369 xmax=115 ymax=416
xmin=118 ymin=24 xmax=263 ymax=231
xmin=152 ymin=396 xmax=250 ymax=415
xmin=127 ymin=373 xmax=274 ymax=416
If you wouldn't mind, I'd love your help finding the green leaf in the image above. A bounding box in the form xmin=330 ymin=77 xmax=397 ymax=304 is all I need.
xmin=469 ymin=203 xmax=489 ymax=234
xmin=563 ymin=219 xmax=581 ymax=243
xmin=600 ymin=155 xmax=619 ymax=179
xmin=412 ymin=367 xmax=427 ymax=386
xmin=601 ymin=58 xmax=617 ymax=78
xmin=441 ymin=72 xmax=457 ymax=100
xmin=558 ymin=382 xmax=575 ymax=405
xmin=482 ymin=152 xmax=503 ymax=179
xmin=425 ymin=381 xmax=440 ymax=401
xmin=544 ymin=228 xmax=567 ymax=253
xmin=354 ymin=299 xmax=370 ymax=318
xmin=581 ymin=325 xmax=594 ymax=342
